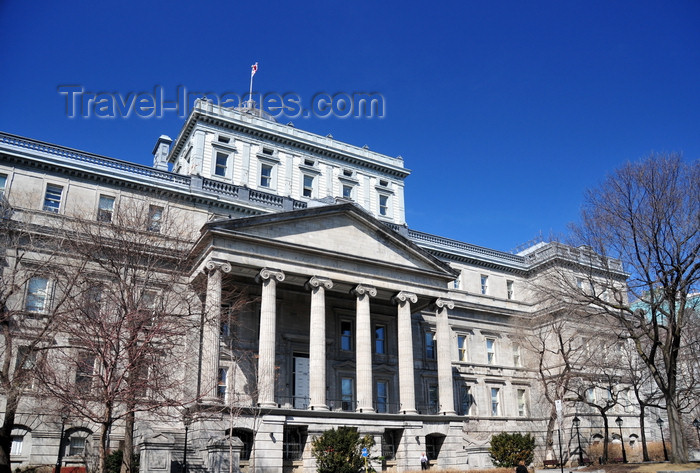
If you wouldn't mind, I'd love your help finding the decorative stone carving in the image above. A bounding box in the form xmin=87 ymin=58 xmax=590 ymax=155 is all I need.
xmin=434 ymin=297 xmax=455 ymax=310
xmin=305 ymin=276 xmax=333 ymax=291
xmin=351 ymin=284 xmax=377 ymax=298
xmin=256 ymin=267 xmax=285 ymax=283
xmin=392 ymin=291 xmax=418 ymax=305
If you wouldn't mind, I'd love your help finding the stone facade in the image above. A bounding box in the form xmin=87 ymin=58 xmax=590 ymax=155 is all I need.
xmin=0 ymin=101 xmax=647 ymax=473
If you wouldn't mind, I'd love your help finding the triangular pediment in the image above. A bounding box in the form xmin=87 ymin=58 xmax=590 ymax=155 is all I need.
xmin=203 ymin=203 xmax=456 ymax=278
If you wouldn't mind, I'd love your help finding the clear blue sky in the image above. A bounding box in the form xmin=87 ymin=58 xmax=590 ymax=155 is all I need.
xmin=1 ymin=0 xmax=698 ymax=252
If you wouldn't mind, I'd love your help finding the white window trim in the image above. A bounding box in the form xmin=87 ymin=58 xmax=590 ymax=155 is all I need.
xmin=42 ymin=183 xmax=64 ymax=213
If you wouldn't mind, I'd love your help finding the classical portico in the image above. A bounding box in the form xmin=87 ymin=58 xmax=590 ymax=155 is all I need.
xmin=190 ymin=203 xmax=458 ymax=415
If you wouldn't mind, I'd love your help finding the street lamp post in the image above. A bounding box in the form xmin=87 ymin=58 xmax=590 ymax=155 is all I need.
xmin=183 ymin=414 xmax=192 ymax=473
xmin=657 ymin=417 xmax=668 ymax=461
xmin=615 ymin=417 xmax=627 ymax=463
xmin=573 ymin=416 xmax=584 ymax=466
xmin=693 ymin=419 xmax=700 ymax=447
xmin=55 ymin=412 xmax=68 ymax=473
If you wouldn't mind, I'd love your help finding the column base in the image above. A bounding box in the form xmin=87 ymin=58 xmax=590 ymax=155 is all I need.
xmin=400 ymin=409 xmax=418 ymax=415
xmin=439 ymin=410 xmax=457 ymax=416
xmin=258 ymin=401 xmax=278 ymax=408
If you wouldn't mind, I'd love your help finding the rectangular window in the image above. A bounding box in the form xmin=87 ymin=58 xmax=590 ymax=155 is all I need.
xmin=507 ymin=280 xmax=514 ymax=299
xmin=260 ymin=164 xmax=273 ymax=188
xmin=97 ymin=195 xmax=115 ymax=222
xmin=453 ymin=277 xmax=460 ymax=289
xmin=25 ymin=277 xmax=49 ymax=313
xmin=340 ymin=320 xmax=353 ymax=351
xmin=342 ymin=184 xmax=353 ymax=199
xmin=458 ymin=335 xmax=468 ymax=362
xmin=425 ymin=331 xmax=436 ymax=360
xmin=379 ymin=194 xmax=389 ymax=216
xmin=460 ymin=385 xmax=472 ymax=415
xmin=375 ymin=325 xmax=386 ymax=354
xmin=69 ymin=437 xmax=86 ymax=456
xmin=147 ymin=205 xmax=164 ymax=232
xmin=0 ymin=174 xmax=7 ymax=197
xmin=76 ymin=352 xmax=95 ymax=393
xmin=513 ymin=344 xmax=521 ymax=367
xmin=43 ymin=184 xmax=63 ymax=212
xmin=486 ymin=338 xmax=496 ymax=365
xmin=480 ymin=275 xmax=488 ymax=295
xmin=214 ymin=152 xmax=228 ymax=177
xmin=302 ymin=175 xmax=314 ymax=198
xmin=376 ymin=381 xmax=388 ymax=413
xmin=341 ymin=377 xmax=354 ymax=411
xmin=491 ymin=387 xmax=500 ymax=416
xmin=15 ymin=346 xmax=37 ymax=372
xmin=10 ymin=436 xmax=23 ymax=456
xmin=217 ymin=367 xmax=228 ymax=400
xmin=428 ymin=384 xmax=439 ymax=414
xmin=517 ymin=389 xmax=527 ymax=416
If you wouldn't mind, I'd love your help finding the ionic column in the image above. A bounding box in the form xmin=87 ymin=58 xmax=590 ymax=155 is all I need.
xmin=201 ymin=261 xmax=231 ymax=401
xmin=392 ymin=291 xmax=418 ymax=414
xmin=435 ymin=298 xmax=456 ymax=415
xmin=352 ymin=284 xmax=377 ymax=412
xmin=306 ymin=276 xmax=333 ymax=411
xmin=256 ymin=268 xmax=285 ymax=408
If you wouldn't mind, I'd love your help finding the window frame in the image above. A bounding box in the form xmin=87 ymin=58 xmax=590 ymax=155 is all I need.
xmin=340 ymin=376 xmax=355 ymax=411
xmin=340 ymin=320 xmax=354 ymax=352
xmin=490 ymin=387 xmax=501 ymax=416
xmin=25 ymin=276 xmax=50 ymax=313
xmin=213 ymin=151 xmax=230 ymax=178
xmin=517 ymin=388 xmax=528 ymax=417
xmin=374 ymin=324 xmax=387 ymax=355
xmin=506 ymin=280 xmax=514 ymax=299
xmin=96 ymin=194 xmax=115 ymax=223
xmin=486 ymin=338 xmax=496 ymax=365
xmin=43 ymin=184 xmax=63 ymax=213
xmin=378 ymin=193 xmax=389 ymax=217
xmin=147 ymin=204 xmax=164 ymax=232
xmin=480 ymin=274 xmax=489 ymax=295
xmin=0 ymin=173 xmax=7 ymax=197
xmin=376 ymin=380 xmax=389 ymax=413
xmin=302 ymin=174 xmax=315 ymax=198
xmin=217 ymin=367 xmax=229 ymax=401
xmin=457 ymin=335 xmax=468 ymax=362
xmin=425 ymin=330 xmax=436 ymax=360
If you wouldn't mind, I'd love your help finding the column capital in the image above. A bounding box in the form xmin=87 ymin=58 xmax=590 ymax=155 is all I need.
xmin=392 ymin=291 xmax=417 ymax=305
xmin=256 ymin=268 xmax=285 ymax=284
xmin=205 ymin=261 xmax=232 ymax=274
xmin=434 ymin=298 xmax=454 ymax=310
xmin=305 ymin=276 xmax=333 ymax=291
xmin=351 ymin=284 xmax=377 ymax=298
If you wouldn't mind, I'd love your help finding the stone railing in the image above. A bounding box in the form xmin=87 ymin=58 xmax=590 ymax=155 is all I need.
xmin=0 ymin=132 xmax=191 ymax=186
xmin=407 ymin=229 xmax=526 ymax=265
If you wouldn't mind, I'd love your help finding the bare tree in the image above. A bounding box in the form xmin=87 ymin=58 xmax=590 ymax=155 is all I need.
xmin=0 ymin=200 xmax=81 ymax=473
xmin=523 ymin=311 xmax=587 ymax=461
xmin=36 ymin=203 xmax=200 ymax=473
xmin=564 ymin=154 xmax=699 ymax=462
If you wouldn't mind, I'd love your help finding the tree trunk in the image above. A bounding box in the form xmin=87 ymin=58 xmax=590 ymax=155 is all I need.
xmin=120 ymin=410 xmax=135 ymax=473
xmin=639 ymin=406 xmax=649 ymax=462
xmin=98 ymin=421 xmax=111 ymax=473
xmin=0 ymin=388 xmax=19 ymax=473
xmin=667 ymin=402 xmax=688 ymax=463
xmin=602 ymin=416 xmax=609 ymax=463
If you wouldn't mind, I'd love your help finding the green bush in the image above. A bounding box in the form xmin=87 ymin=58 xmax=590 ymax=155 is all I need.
xmin=488 ymin=432 xmax=535 ymax=467
xmin=311 ymin=426 xmax=374 ymax=473
xmin=105 ymin=450 xmax=140 ymax=473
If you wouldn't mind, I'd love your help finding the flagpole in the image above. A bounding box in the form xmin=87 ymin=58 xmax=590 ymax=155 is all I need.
xmin=248 ymin=62 xmax=258 ymax=108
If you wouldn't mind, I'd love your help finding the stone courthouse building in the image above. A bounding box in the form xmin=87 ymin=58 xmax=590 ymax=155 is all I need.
xmin=0 ymin=100 xmax=632 ymax=472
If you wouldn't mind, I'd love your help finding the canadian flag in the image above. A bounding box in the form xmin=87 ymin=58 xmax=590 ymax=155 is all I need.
xmin=251 ymin=62 xmax=258 ymax=77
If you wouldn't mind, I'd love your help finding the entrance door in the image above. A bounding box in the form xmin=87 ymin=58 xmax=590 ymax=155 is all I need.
xmin=293 ymin=354 xmax=310 ymax=409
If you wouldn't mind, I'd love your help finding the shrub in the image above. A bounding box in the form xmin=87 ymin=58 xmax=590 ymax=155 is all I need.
xmin=311 ymin=426 xmax=374 ymax=473
xmin=488 ymin=432 xmax=535 ymax=467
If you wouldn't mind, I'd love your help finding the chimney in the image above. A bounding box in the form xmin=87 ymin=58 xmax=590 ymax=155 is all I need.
xmin=152 ymin=135 xmax=172 ymax=171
